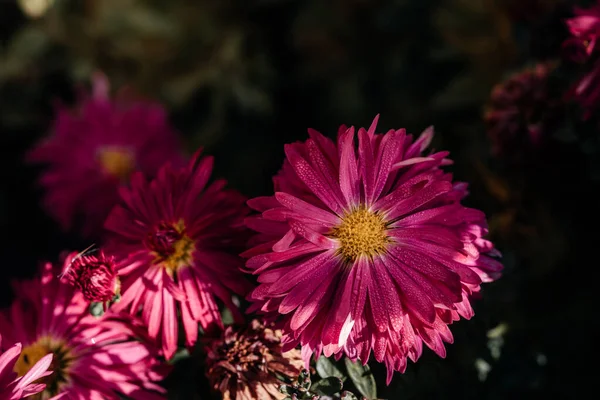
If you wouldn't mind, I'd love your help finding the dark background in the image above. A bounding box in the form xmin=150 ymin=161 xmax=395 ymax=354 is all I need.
xmin=1 ymin=0 xmax=597 ymax=398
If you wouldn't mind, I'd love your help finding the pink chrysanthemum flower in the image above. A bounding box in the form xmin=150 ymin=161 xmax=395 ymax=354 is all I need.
xmin=27 ymin=74 xmax=186 ymax=237
xmin=243 ymin=116 xmax=503 ymax=384
xmin=60 ymin=248 xmax=121 ymax=305
xmin=0 ymin=254 xmax=169 ymax=399
xmin=0 ymin=335 xmax=53 ymax=400
xmin=104 ymin=150 xmax=254 ymax=359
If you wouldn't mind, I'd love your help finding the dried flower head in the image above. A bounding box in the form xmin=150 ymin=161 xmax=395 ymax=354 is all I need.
xmin=205 ymin=320 xmax=303 ymax=400
xmin=484 ymin=62 xmax=559 ymax=156
xmin=564 ymin=1 xmax=600 ymax=115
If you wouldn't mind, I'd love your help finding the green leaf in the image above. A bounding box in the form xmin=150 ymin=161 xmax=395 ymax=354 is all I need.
xmin=169 ymin=348 xmax=190 ymax=365
xmin=344 ymin=358 xmax=377 ymax=399
xmin=316 ymin=355 xmax=345 ymax=379
xmin=311 ymin=377 xmax=343 ymax=396
xmin=220 ymin=307 xmax=234 ymax=325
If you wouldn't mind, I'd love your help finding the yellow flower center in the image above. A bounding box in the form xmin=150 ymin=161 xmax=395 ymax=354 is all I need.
xmin=13 ymin=343 xmax=48 ymax=378
xmin=147 ymin=219 xmax=195 ymax=274
xmin=330 ymin=207 xmax=389 ymax=261
xmin=14 ymin=336 xmax=72 ymax=398
xmin=97 ymin=146 xmax=135 ymax=181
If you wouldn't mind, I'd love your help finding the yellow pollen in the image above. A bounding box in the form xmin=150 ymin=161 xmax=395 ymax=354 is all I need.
xmin=330 ymin=207 xmax=389 ymax=261
xmin=153 ymin=220 xmax=195 ymax=274
xmin=163 ymin=236 xmax=194 ymax=273
xmin=14 ymin=336 xmax=72 ymax=397
xmin=14 ymin=343 xmax=49 ymax=377
xmin=97 ymin=147 xmax=135 ymax=180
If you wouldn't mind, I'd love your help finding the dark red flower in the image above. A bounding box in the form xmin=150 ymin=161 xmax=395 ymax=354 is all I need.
xmin=484 ymin=62 xmax=559 ymax=155
xmin=60 ymin=249 xmax=120 ymax=304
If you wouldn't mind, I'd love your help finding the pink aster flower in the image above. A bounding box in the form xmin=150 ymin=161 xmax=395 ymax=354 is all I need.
xmin=27 ymin=73 xmax=186 ymax=237
xmin=0 ymin=255 xmax=169 ymax=399
xmin=243 ymin=115 xmax=503 ymax=384
xmin=104 ymin=150 xmax=254 ymax=360
xmin=0 ymin=335 xmax=53 ymax=400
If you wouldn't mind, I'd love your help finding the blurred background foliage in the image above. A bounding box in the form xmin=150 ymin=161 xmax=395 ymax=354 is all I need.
xmin=0 ymin=0 xmax=597 ymax=398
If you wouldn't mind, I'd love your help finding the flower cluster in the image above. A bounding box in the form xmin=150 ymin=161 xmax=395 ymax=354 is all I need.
xmin=13 ymin=72 xmax=502 ymax=398
xmin=0 ymin=256 xmax=169 ymax=399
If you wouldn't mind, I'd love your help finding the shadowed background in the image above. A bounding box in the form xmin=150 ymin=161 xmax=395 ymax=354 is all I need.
xmin=0 ymin=0 xmax=596 ymax=398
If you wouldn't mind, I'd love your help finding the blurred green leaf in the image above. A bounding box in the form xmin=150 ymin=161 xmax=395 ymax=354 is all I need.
xmin=0 ymin=26 xmax=51 ymax=80
xmin=311 ymin=376 xmax=343 ymax=396
xmin=316 ymin=355 xmax=345 ymax=379
xmin=169 ymin=348 xmax=190 ymax=365
xmin=344 ymin=358 xmax=377 ymax=400
xmin=89 ymin=302 xmax=105 ymax=317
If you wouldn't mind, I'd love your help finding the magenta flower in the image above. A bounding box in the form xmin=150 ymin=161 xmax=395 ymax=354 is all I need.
xmin=565 ymin=2 xmax=600 ymax=61
xmin=0 ymin=335 xmax=52 ymax=400
xmin=243 ymin=116 xmax=502 ymax=383
xmin=27 ymin=74 xmax=186 ymax=237
xmin=0 ymin=256 xmax=169 ymax=399
xmin=60 ymin=248 xmax=120 ymax=305
xmin=104 ymin=150 xmax=254 ymax=360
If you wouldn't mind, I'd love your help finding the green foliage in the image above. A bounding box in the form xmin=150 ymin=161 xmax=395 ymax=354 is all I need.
xmin=280 ymin=368 xmax=361 ymax=400
xmin=344 ymin=359 xmax=377 ymax=400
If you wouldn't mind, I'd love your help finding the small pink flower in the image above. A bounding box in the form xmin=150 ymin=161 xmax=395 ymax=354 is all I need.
xmin=0 ymin=335 xmax=53 ymax=400
xmin=244 ymin=116 xmax=502 ymax=384
xmin=0 ymin=256 xmax=169 ymax=399
xmin=60 ymin=249 xmax=120 ymax=304
xmin=27 ymin=73 xmax=186 ymax=237
xmin=104 ymin=150 xmax=254 ymax=359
